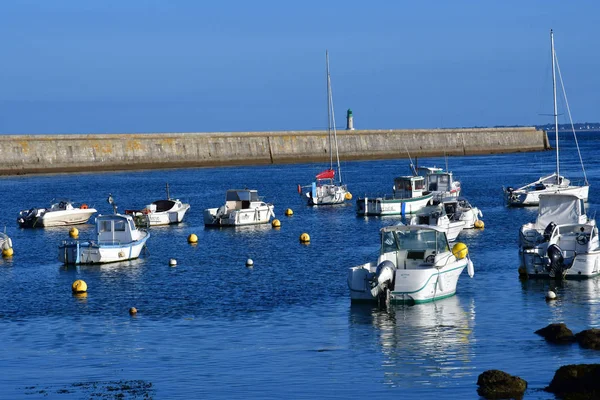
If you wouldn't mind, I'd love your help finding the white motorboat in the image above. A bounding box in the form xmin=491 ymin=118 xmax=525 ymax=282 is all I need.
xmin=504 ymin=30 xmax=589 ymax=207
xmin=442 ymin=197 xmax=483 ymax=229
xmin=417 ymin=166 xmax=461 ymax=201
xmin=348 ymin=225 xmax=474 ymax=305
xmin=519 ymin=193 xmax=599 ymax=279
xmin=410 ymin=204 xmax=465 ymax=241
xmin=519 ymin=193 xmax=588 ymax=248
xmin=204 ymin=189 xmax=275 ymax=227
xmin=126 ymin=184 xmax=190 ymax=226
xmin=58 ymin=196 xmax=149 ymax=265
xmin=357 ymin=176 xmax=433 ymax=216
xmin=300 ymin=51 xmax=350 ymax=206
xmin=17 ymin=199 xmax=96 ymax=228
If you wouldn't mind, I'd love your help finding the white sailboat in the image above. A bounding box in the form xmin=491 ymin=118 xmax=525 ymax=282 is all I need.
xmin=504 ymin=29 xmax=589 ymax=206
xmin=299 ymin=50 xmax=350 ymax=206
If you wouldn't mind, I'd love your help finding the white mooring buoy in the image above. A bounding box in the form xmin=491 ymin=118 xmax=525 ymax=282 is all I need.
xmin=246 ymin=258 xmax=254 ymax=268
xmin=169 ymin=258 xmax=177 ymax=267
xmin=546 ymin=290 xmax=557 ymax=300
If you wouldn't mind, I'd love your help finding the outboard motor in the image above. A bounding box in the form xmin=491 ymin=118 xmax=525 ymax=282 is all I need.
xmin=506 ymin=187 xmax=514 ymax=193
xmin=370 ymin=260 xmax=396 ymax=302
xmin=543 ymin=222 xmax=556 ymax=242
xmin=546 ymin=244 xmax=565 ymax=278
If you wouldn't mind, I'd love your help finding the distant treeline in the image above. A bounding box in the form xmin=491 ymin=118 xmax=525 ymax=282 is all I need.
xmin=493 ymin=123 xmax=600 ymax=131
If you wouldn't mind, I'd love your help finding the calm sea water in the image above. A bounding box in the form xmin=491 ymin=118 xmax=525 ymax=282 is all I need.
xmin=1 ymin=131 xmax=600 ymax=399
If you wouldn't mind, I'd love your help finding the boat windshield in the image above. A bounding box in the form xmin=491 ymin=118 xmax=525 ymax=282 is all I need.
xmin=381 ymin=229 xmax=449 ymax=254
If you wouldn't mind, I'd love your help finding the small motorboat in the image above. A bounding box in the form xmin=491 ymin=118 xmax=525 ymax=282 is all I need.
xmin=519 ymin=193 xmax=599 ymax=279
xmin=356 ymin=176 xmax=433 ymax=216
xmin=203 ymin=189 xmax=275 ymax=227
xmin=442 ymin=197 xmax=483 ymax=229
xmin=125 ymin=184 xmax=190 ymax=227
xmin=18 ymin=199 xmax=96 ymax=228
xmin=409 ymin=204 xmax=465 ymax=241
xmin=58 ymin=195 xmax=149 ymax=265
xmin=348 ymin=225 xmax=474 ymax=305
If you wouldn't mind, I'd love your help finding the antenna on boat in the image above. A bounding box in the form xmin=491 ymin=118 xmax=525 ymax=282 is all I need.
xmin=107 ymin=194 xmax=117 ymax=214
xmin=445 ymin=152 xmax=449 ymax=172
xmin=404 ymin=143 xmax=417 ymax=175
xmin=166 ymin=183 xmax=171 ymax=200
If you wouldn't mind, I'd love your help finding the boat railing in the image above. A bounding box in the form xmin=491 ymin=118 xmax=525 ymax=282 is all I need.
xmin=96 ymin=239 xmax=123 ymax=246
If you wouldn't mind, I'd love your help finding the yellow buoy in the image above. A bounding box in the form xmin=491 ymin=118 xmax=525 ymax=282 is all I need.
xmin=285 ymin=208 xmax=293 ymax=217
xmin=345 ymin=192 xmax=353 ymax=200
xmin=452 ymin=242 xmax=468 ymax=260
xmin=474 ymin=220 xmax=485 ymax=229
xmin=187 ymin=233 xmax=198 ymax=244
xmin=271 ymin=219 xmax=281 ymax=228
xmin=72 ymin=279 xmax=87 ymax=293
xmin=69 ymin=227 xmax=79 ymax=238
xmin=2 ymin=248 xmax=13 ymax=257
xmin=299 ymin=233 xmax=310 ymax=243
xmin=129 ymin=307 xmax=138 ymax=315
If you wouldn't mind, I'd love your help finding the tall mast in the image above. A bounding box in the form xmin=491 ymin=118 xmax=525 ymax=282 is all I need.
xmin=327 ymin=53 xmax=342 ymax=184
xmin=326 ymin=50 xmax=333 ymax=171
xmin=551 ymin=29 xmax=560 ymax=184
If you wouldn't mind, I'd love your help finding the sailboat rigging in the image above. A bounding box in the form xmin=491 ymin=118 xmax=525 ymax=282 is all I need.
xmin=504 ymin=29 xmax=589 ymax=207
xmin=298 ymin=50 xmax=351 ymax=206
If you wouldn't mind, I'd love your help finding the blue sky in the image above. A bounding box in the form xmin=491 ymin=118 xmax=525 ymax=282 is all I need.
xmin=1 ymin=1 xmax=599 ymax=134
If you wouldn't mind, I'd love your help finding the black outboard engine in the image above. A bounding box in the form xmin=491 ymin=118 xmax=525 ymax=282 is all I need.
xmin=506 ymin=187 xmax=514 ymax=193
xmin=546 ymin=244 xmax=565 ymax=278
xmin=543 ymin=222 xmax=556 ymax=242
xmin=371 ymin=260 xmax=396 ymax=305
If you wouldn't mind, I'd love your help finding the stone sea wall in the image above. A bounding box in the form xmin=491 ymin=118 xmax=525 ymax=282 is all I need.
xmin=0 ymin=127 xmax=547 ymax=175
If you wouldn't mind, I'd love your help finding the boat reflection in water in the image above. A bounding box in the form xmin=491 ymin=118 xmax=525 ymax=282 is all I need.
xmin=349 ymin=296 xmax=475 ymax=388
xmin=520 ymin=278 xmax=600 ymax=326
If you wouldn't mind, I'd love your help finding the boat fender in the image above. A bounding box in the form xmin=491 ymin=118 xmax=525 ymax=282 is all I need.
xmin=467 ymin=257 xmax=474 ymax=278
xmin=297 ymin=184 xmax=302 ymax=194
xmin=543 ymin=222 xmax=556 ymax=242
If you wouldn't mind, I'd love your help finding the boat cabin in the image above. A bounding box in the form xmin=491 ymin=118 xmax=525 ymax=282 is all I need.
xmin=378 ymin=225 xmax=450 ymax=269
xmin=225 ymin=189 xmax=262 ymax=210
xmin=414 ymin=204 xmax=445 ymax=225
xmin=96 ymin=214 xmax=142 ymax=244
xmin=393 ymin=176 xmax=425 ymax=199
xmin=417 ymin=167 xmax=457 ymax=193
xmin=147 ymin=199 xmax=178 ymax=213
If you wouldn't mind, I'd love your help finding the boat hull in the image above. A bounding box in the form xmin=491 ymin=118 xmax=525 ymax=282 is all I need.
xmin=58 ymin=232 xmax=150 ymax=265
xmin=520 ymin=247 xmax=600 ymax=279
xmin=348 ymin=259 xmax=468 ymax=304
xmin=146 ymin=205 xmax=190 ymax=226
xmin=203 ymin=205 xmax=274 ymax=226
xmin=304 ymin=184 xmax=348 ymax=206
xmin=506 ymin=185 xmax=589 ymax=207
xmin=356 ymin=194 xmax=433 ymax=216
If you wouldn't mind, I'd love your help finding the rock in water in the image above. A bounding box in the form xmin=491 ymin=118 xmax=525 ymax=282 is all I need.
xmin=477 ymin=369 xmax=527 ymax=399
xmin=546 ymin=364 xmax=600 ymax=399
xmin=575 ymin=329 xmax=600 ymax=350
xmin=535 ymin=323 xmax=576 ymax=344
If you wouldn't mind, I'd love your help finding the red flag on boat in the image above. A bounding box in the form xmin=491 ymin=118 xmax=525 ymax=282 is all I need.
xmin=316 ymin=169 xmax=335 ymax=180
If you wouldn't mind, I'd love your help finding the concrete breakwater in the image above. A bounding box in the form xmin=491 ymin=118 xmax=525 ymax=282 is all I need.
xmin=0 ymin=127 xmax=547 ymax=175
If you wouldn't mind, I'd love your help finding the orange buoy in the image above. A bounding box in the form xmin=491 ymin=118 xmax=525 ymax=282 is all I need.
xmin=81 ymin=204 xmax=88 ymax=209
